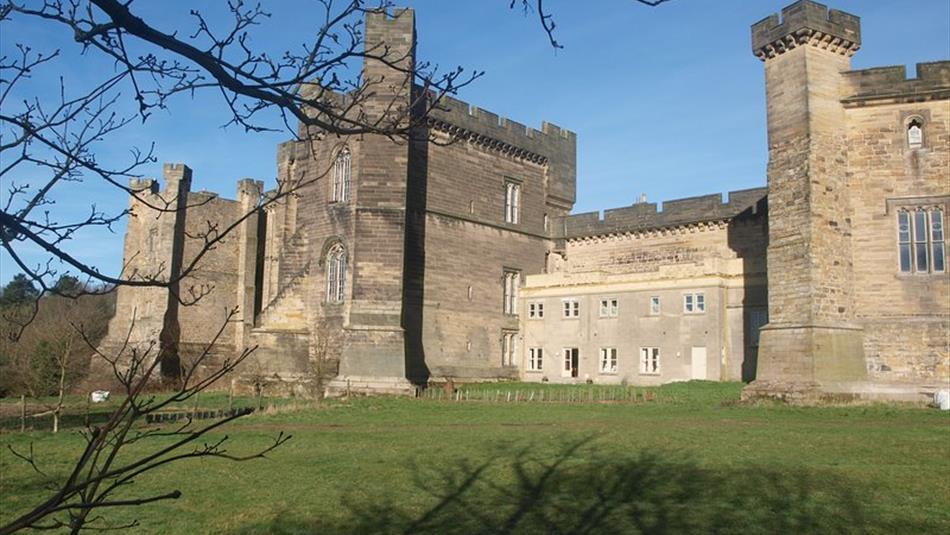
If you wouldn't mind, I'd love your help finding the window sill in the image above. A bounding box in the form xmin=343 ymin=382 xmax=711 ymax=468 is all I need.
xmin=525 ymin=369 xmax=543 ymax=374
xmin=599 ymin=371 xmax=618 ymax=375
xmin=639 ymin=372 xmax=660 ymax=376
xmin=896 ymin=271 xmax=947 ymax=278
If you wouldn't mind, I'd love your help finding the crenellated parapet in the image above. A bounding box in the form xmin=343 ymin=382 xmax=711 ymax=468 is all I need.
xmin=555 ymin=187 xmax=767 ymax=240
xmin=752 ymin=0 xmax=860 ymax=61
xmin=841 ymin=61 xmax=950 ymax=106
xmin=427 ymin=94 xmax=577 ymax=204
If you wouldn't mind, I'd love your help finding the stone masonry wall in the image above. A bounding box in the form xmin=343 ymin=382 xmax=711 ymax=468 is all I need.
xmin=843 ymin=63 xmax=950 ymax=383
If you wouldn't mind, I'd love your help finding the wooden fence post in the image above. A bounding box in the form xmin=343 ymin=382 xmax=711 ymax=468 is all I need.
xmin=20 ymin=395 xmax=26 ymax=433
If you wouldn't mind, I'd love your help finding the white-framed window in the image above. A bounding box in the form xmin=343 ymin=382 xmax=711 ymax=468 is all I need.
xmin=503 ymin=270 xmax=520 ymax=315
xmin=639 ymin=347 xmax=660 ymax=375
xmin=599 ymin=348 xmax=618 ymax=374
xmin=749 ymin=309 xmax=768 ymax=347
xmin=599 ymin=298 xmax=619 ymax=318
xmin=684 ymin=292 xmax=706 ymax=314
xmin=562 ymin=347 xmax=578 ymax=378
xmin=331 ymin=148 xmax=351 ymax=203
xmin=899 ymin=207 xmax=945 ymax=274
xmin=502 ymin=332 xmax=517 ymax=367
xmin=562 ymin=298 xmax=579 ymax=318
xmin=528 ymin=347 xmax=543 ymax=371
xmin=649 ymin=296 xmax=661 ymax=315
xmin=528 ymin=301 xmax=544 ymax=319
xmin=326 ymin=243 xmax=347 ymax=303
xmin=504 ymin=180 xmax=521 ymax=224
xmin=907 ymin=118 xmax=924 ymax=149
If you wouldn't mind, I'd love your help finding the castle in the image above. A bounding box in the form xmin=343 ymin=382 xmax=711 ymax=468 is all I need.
xmin=99 ymin=1 xmax=949 ymax=402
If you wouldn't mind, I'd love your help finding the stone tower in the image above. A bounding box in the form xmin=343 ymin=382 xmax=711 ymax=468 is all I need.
xmin=747 ymin=1 xmax=866 ymax=399
xmin=337 ymin=8 xmax=416 ymax=387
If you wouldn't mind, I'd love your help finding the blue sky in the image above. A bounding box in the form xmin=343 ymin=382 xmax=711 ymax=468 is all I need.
xmin=1 ymin=0 xmax=949 ymax=284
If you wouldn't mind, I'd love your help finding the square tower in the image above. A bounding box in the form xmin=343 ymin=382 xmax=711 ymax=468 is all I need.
xmin=746 ymin=1 xmax=867 ymax=400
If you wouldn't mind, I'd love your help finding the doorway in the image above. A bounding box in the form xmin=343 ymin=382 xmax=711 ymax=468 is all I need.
xmin=690 ymin=346 xmax=707 ymax=380
xmin=562 ymin=347 xmax=579 ymax=378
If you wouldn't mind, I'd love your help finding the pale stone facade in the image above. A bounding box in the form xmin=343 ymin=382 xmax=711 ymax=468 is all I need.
xmin=99 ymin=1 xmax=948 ymax=400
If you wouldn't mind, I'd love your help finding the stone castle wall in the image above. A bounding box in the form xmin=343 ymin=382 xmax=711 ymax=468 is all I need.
xmin=97 ymin=1 xmax=947 ymax=397
xmin=843 ymin=62 xmax=950 ymax=382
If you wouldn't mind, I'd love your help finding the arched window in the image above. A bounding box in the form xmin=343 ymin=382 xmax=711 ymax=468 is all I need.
xmin=326 ymin=243 xmax=347 ymax=303
xmin=331 ymin=148 xmax=351 ymax=203
xmin=907 ymin=118 xmax=923 ymax=149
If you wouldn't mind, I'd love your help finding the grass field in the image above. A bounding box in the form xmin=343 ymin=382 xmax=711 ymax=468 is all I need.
xmin=1 ymin=382 xmax=948 ymax=534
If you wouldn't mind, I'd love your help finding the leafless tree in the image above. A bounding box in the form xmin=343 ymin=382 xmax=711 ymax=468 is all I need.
xmin=0 ymin=0 xmax=475 ymax=531
xmin=512 ymin=0 xmax=672 ymax=49
xmin=0 ymin=0 xmax=479 ymax=321
xmin=2 ymin=307 xmax=293 ymax=533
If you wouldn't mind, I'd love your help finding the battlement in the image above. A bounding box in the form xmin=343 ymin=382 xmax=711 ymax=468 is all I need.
xmin=128 ymin=178 xmax=158 ymax=195
xmin=752 ymin=1 xmax=860 ymax=60
xmin=427 ymin=92 xmax=576 ymax=204
xmin=430 ymin=94 xmax=575 ymax=151
xmin=555 ymin=187 xmax=767 ymax=239
xmin=842 ymin=61 xmax=950 ymax=105
xmin=365 ymin=7 xmax=414 ymax=26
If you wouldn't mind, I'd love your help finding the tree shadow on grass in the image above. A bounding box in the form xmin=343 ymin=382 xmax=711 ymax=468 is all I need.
xmin=233 ymin=439 xmax=926 ymax=535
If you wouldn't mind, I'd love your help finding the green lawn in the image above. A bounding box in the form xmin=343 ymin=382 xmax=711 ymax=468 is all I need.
xmin=1 ymin=382 xmax=948 ymax=534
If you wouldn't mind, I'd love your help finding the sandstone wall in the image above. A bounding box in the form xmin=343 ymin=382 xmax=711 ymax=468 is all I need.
xmin=843 ymin=63 xmax=950 ymax=383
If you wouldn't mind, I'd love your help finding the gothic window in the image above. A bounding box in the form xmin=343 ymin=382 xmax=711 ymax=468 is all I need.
xmin=331 ymin=148 xmax=351 ymax=203
xmin=502 ymin=332 xmax=517 ymax=367
xmin=504 ymin=180 xmax=521 ymax=224
xmin=899 ymin=207 xmax=945 ymax=274
xmin=503 ymin=270 xmax=520 ymax=315
xmin=326 ymin=243 xmax=347 ymax=303
xmin=907 ymin=119 xmax=923 ymax=149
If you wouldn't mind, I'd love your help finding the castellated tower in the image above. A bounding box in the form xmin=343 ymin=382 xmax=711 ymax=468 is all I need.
xmin=746 ymin=1 xmax=866 ymax=398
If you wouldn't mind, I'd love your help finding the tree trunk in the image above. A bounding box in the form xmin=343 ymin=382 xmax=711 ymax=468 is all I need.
xmin=52 ymin=344 xmax=70 ymax=434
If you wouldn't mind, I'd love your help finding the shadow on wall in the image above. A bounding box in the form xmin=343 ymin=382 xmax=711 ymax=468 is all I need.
xmin=231 ymin=439 xmax=888 ymax=535
xmin=402 ymin=121 xmax=431 ymax=385
xmin=727 ymin=196 xmax=769 ymax=383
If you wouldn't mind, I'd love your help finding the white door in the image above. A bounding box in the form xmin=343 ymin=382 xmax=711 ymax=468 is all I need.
xmin=690 ymin=347 xmax=707 ymax=380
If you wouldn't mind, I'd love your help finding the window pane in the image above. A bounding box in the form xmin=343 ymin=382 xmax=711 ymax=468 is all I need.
xmin=697 ymin=294 xmax=705 ymax=311
xmin=898 ymin=211 xmax=911 ymax=242
xmin=914 ymin=211 xmax=928 ymax=242
xmin=899 ymin=244 xmax=912 ymax=272
xmin=916 ymin=243 xmax=929 ymax=272
xmin=933 ymin=242 xmax=945 ymax=272
xmin=932 ymin=209 xmax=945 ymax=241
